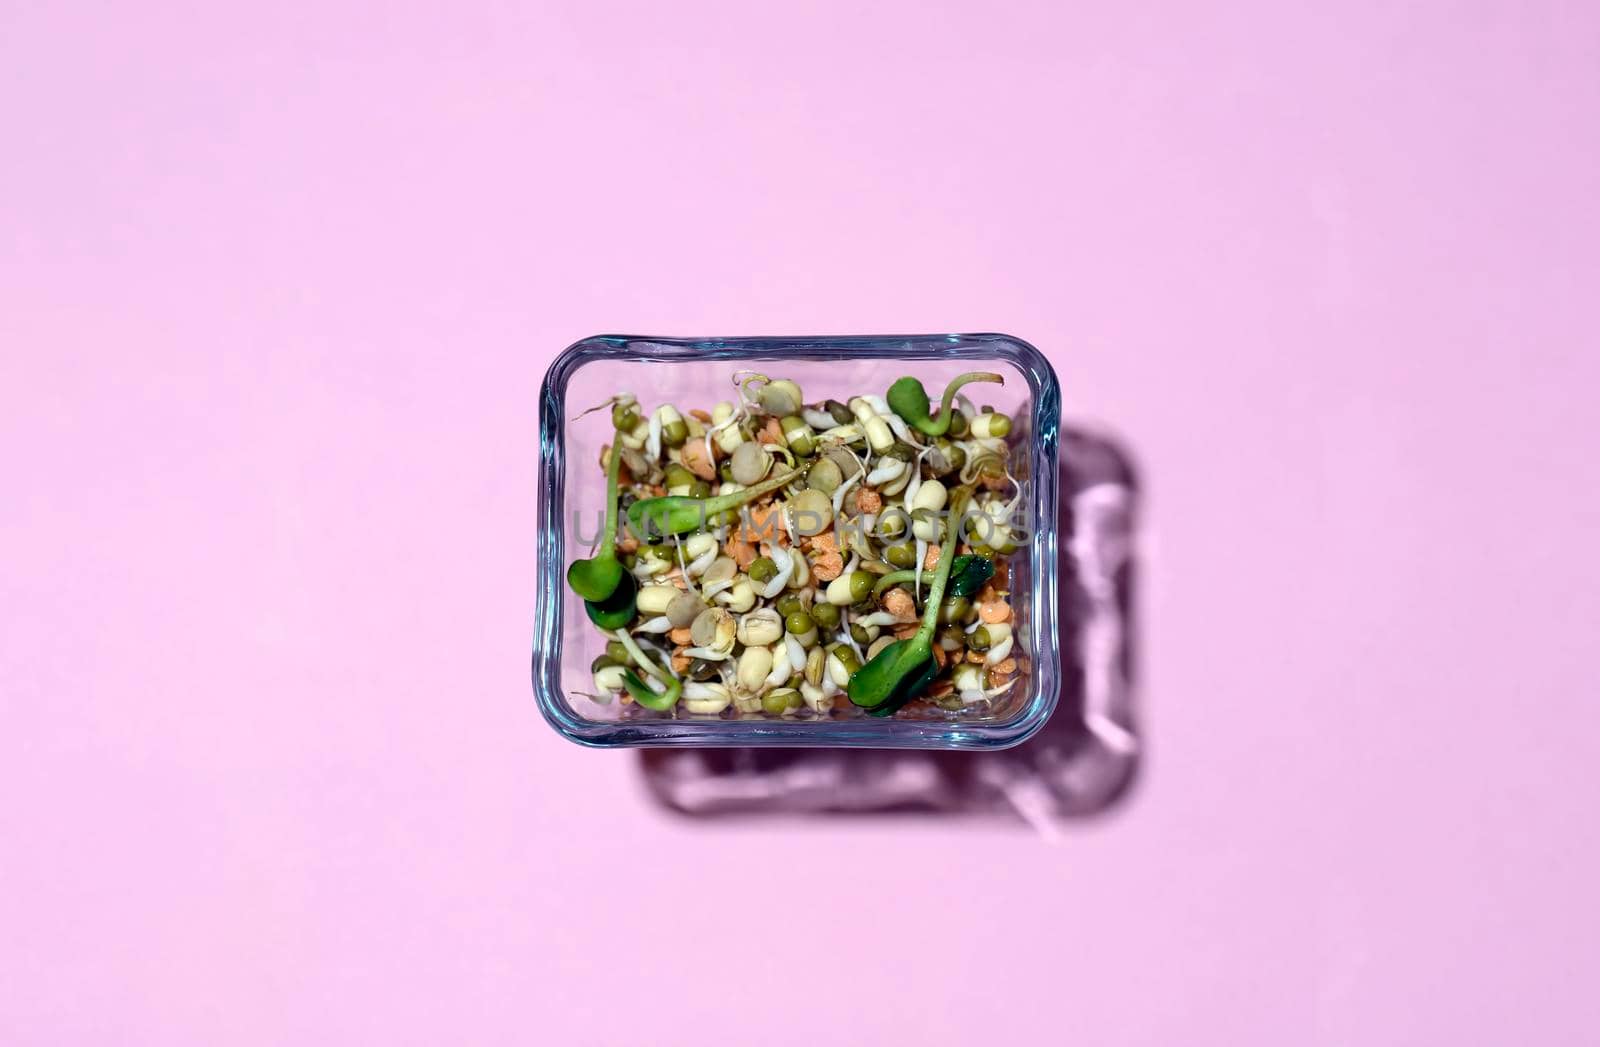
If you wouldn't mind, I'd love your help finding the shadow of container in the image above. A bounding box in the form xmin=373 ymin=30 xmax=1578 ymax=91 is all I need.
xmin=638 ymin=424 xmax=1141 ymax=826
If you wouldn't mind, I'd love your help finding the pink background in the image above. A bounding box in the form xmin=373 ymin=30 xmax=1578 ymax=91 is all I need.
xmin=4 ymin=2 xmax=1597 ymax=1044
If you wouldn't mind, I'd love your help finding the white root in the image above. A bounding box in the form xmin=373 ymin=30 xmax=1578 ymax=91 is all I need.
xmin=732 ymin=370 xmax=768 ymax=412
xmin=802 ymin=407 xmax=837 ymax=430
xmin=633 ymin=554 xmax=673 ymax=580
xmin=765 ymin=643 xmax=793 ymax=688
xmin=717 ymin=578 xmax=756 ymax=612
xmin=682 ymin=681 xmax=731 ymax=714
xmin=904 ymin=444 xmax=934 ymax=512
xmin=682 ymin=646 xmax=731 ymax=661
xmin=839 ymin=604 xmax=863 ymax=660
xmin=757 ymin=546 xmax=794 ymax=599
xmin=785 ymin=634 xmax=808 ymax=673
xmin=576 ymin=392 xmax=634 ymax=420
xmin=831 ymin=449 xmax=866 ymax=517
xmin=632 ymin=616 xmax=675 ymax=634
xmin=800 ymin=681 xmax=828 ymax=713
xmin=686 ymin=542 xmax=719 ymax=578
xmin=825 ymin=650 xmax=852 ymax=688
xmin=670 ymin=538 xmax=698 ymax=596
xmin=646 ymin=408 xmax=663 ymax=462
xmin=706 ymin=399 xmax=743 ymax=462
xmin=822 ymin=552 xmax=862 ymax=606
xmin=592 ymin=665 xmax=628 ymax=693
xmin=960 ymin=677 xmax=1018 ymax=706
xmin=817 ymin=422 xmax=865 ymax=446
xmin=986 ymin=634 xmax=1014 ymax=665
xmin=613 ymin=629 xmax=678 ymax=682
xmin=848 ymin=397 xmax=895 ymax=453
xmin=865 ymin=458 xmax=906 ymax=486
xmin=860 ymin=393 xmax=891 ymax=416
xmin=618 ymin=417 xmax=649 ymax=450
xmin=880 ymin=470 xmax=913 ymax=498
xmin=736 ymin=646 xmax=774 ymax=693
xmin=882 ymin=409 xmax=925 ymax=449
xmin=789 ymin=549 xmax=810 ymax=588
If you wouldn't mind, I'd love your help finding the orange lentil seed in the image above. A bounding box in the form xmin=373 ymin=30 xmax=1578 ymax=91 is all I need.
xmin=979 ymin=601 xmax=1011 ymax=624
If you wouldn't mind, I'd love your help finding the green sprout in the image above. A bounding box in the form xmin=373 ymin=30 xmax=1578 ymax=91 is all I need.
xmin=613 ymin=628 xmax=681 ymax=711
xmin=566 ymin=440 xmax=626 ymax=602
xmin=847 ymin=492 xmax=972 ymax=714
xmin=885 ymin=372 xmax=1003 ymax=437
xmin=626 ymin=468 xmax=801 ymax=541
xmin=621 ymin=669 xmax=681 ymax=711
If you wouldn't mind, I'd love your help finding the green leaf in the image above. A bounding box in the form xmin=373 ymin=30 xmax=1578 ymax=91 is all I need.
xmin=947 ymin=554 xmax=995 ymax=598
xmin=846 ymin=636 xmax=934 ymax=709
xmin=864 ymin=657 xmax=940 ymax=716
xmin=567 ymin=556 xmax=624 ymax=603
xmin=583 ymin=572 xmax=637 ymax=629
xmin=886 ymin=377 xmax=935 ymax=435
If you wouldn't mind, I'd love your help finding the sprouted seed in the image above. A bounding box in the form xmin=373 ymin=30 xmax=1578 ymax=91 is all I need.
xmin=564 ymin=372 xmax=1024 ymax=717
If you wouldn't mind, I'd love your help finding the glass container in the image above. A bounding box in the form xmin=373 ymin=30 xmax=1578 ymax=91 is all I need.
xmin=533 ymin=334 xmax=1060 ymax=749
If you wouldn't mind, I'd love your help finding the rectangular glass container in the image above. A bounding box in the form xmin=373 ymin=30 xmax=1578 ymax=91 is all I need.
xmin=533 ymin=334 xmax=1061 ymax=749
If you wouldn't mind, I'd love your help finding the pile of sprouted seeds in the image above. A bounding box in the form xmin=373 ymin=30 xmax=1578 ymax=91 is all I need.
xmin=566 ymin=371 xmax=1026 ymax=718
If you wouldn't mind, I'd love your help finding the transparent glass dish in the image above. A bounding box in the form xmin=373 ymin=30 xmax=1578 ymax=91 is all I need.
xmin=533 ymin=334 xmax=1061 ymax=749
